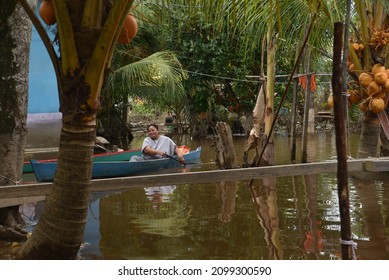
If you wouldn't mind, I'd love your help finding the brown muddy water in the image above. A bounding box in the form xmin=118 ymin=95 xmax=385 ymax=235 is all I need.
xmin=2 ymin=131 xmax=389 ymax=260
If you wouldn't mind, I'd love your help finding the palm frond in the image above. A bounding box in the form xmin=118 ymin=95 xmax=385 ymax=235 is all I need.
xmin=103 ymin=50 xmax=187 ymax=100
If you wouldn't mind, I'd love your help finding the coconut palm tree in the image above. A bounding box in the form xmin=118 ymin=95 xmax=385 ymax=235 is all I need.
xmin=346 ymin=0 xmax=389 ymax=158
xmin=15 ymin=0 xmax=135 ymax=259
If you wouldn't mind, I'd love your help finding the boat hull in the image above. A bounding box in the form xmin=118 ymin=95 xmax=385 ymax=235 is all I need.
xmin=30 ymin=147 xmax=201 ymax=182
xmin=23 ymin=149 xmax=141 ymax=173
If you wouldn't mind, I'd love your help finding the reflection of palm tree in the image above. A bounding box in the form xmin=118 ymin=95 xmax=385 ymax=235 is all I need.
xmin=216 ymin=182 xmax=238 ymax=223
xmin=303 ymin=174 xmax=323 ymax=259
xmin=352 ymin=178 xmax=389 ymax=258
xmin=291 ymin=176 xmax=305 ymax=251
xmin=249 ymin=177 xmax=283 ymax=259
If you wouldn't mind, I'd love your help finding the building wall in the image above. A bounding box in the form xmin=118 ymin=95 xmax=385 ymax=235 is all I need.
xmin=26 ymin=23 xmax=61 ymax=148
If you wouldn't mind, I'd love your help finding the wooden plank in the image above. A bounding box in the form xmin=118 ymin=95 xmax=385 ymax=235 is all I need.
xmin=0 ymin=159 xmax=367 ymax=201
xmin=0 ymin=196 xmax=46 ymax=208
xmin=0 ymin=183 xmax=52 ymax=199
xmin=364 ymin=158 xmax=389 ymax=172
xmin=24 ymin=147 xmax=59 ymax=160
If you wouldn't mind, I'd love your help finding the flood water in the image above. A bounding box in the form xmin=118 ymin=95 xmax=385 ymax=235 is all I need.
xmin=2 ymin=131 xmax=389 ymax=260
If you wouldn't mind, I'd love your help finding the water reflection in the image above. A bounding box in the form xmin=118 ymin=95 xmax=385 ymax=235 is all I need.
xmin=93 ymin=173 xmax=384 ymax=260
xmin=249 ymin=177 xmax=282 ymax=259
xmin=351 ymin=178 xmax=389 ymax=259
xmin=2 ymin=132 xmax=389 ymax=260
xmin=81 ymin=132 xmax=387 ymax=260
xmin=302 ymin=175 xmax=323 ymax=259
xmin=144 ymin=185 xmax=177 ymax=210
xmin=216 ymin=182 xmax=237 ymax=223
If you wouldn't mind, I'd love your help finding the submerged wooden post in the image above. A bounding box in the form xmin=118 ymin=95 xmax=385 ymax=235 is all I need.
xmin=290 ymin=79 xmax=298 ymax=163
xmin=215 ymin=122 xmax=238 ymax=169
xmin=332 ymin=22 xmax=353 ymax=260
xmin=301 ymin=75 xmax=309 ymax=163
xmin=290 ymin=51 xmax=299 ymax=163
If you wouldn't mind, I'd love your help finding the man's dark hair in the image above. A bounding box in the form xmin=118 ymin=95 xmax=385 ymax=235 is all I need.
xmin=147 ymin=124 xmax=159 ymax=130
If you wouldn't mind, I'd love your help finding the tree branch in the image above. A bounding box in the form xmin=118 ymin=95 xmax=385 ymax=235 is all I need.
xmin=17 ymin=0 xmax=62 ymax=97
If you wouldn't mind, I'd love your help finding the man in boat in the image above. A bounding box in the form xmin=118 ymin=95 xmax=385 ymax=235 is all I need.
xmin=130 ymin=124 xmax=185 ymax=164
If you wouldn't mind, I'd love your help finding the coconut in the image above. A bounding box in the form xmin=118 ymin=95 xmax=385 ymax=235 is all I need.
xmin=348 ymin=90 xmax=361 ymax=104
xmin=352 ymin=42 xmax=360 ymax=51
xmin=370 ymin=98 xmax=385 ymax=113
xmin=39 ymin=0 xmax=56 ymax=26
xmin=118 ymin=14 xmax=138 ymax=44
xmin=348 ymin=64 xmax=355 ymax=73
xmin=372 ymin=63 xmax=386 ymax=75
xmin=359 ymin=72 xmax=374 ymax=87
xmin=374 ymin=71 xmax=388 ymax=85
xmin=358 ymin=43 xmax=365 ymax=51
xmin=368 ymin=81 xmax=381 ymax=95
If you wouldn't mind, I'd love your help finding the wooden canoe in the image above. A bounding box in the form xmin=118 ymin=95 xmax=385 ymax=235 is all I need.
xmin=30 ymin=147 xmax=202 ymax=182
xmin=23 ymin=148 xmax=142 ymax=173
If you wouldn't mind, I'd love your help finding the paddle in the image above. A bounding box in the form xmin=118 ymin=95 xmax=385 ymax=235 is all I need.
xmin=163 ymin=153 xmax=196 ymax=166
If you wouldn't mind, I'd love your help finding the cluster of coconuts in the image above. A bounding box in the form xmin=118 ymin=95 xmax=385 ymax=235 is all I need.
xmin=357 ymin=63 xmax=389 ymax=113
xmin=328 ymin=63 xmax=389 ymax=114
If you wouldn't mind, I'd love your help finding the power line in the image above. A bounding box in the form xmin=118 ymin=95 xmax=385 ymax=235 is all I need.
xmin=185 ymin=69 xmax=332 ymax=84
xmin=128 ymin=53 xmax=331 ymax=84
xmin=184 ymin=69 xmax=261 ymax=83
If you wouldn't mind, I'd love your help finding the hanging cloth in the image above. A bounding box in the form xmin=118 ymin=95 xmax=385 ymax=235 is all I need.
xmin=310 ymin=74 xmax=317 ymax=92
xmin=299 ymin=75 xmax=307 ymax=91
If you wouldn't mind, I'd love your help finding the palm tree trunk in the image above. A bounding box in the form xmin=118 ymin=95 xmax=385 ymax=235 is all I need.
xmin=16 ymin=110 xmax=96 ymax=259
xmin=13 ymin=0 xmax=133 ymax=259
xmin=357 ymin=115 xmax=381 ymax=158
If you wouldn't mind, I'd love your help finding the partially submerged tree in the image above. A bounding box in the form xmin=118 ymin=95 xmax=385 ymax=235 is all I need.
xmin=0 ymin=0 xmax=36 ymax=242
xmin=15 ymin=0 xmax=136 ymax=259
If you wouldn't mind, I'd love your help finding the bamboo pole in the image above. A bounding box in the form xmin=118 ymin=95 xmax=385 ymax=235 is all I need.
xmin=342 ymin=0 xmax=352 ymax=156
xmin=290 ymin=41 xmax=300 ymax=163
xmin=301 ymin=74 xmax=309 ymax=163
xmin=332 ymin=22 xmax=354 ymax=260
xmin=301 ymin=46 xmax=312 ymax=163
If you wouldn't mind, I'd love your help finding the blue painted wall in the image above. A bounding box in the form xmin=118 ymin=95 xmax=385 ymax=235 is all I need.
xmin=26 ymin=20 xmax=61 ymax=148
xmin=28 ymin=26 xmax=59 ymax=114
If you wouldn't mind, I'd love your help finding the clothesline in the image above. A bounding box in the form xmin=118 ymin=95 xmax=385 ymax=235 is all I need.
xmin=185 ymin=70 xmax=332 ymax=84
xmin=246 ymin=73 xmax=333 ymax=79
